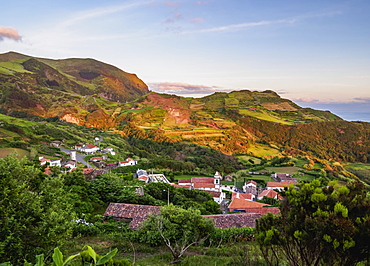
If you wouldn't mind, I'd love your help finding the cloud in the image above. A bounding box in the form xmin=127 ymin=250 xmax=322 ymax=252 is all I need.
xmin=190 ymin=17 xmax=204 ymax=24
xmin=354 ymin=97 xmax=370 ymax=103
xmin=184 ymin=9 xmax=341 ymax=34
xmin=59 ymin=1 xmax=148 ymax=28
xmin=0 ymin=26 xmax=22 ymax=42
xmin=186 ymin=18 xmax=296 ymax=33
xmin=196 ymin=1 xmax=208 ymax=5
xmin=293 ymin=97 xmax=320 ymax=103
xmin=149 ymin=82 xmax=223 ymax=95
xmin=165 ymin=1 xmax=179 ymax=8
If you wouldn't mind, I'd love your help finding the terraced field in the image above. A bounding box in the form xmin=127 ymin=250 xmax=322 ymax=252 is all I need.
xmin=0 ymin=148 xmax=30 ymax=159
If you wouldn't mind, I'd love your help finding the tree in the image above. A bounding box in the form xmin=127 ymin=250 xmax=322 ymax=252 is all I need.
xmin=256 ymin=180 xmax=370 ymax=266
xmin=140 ymin=204 xmax=215 ymax=263
xmin=0 ymin=156 xmax=76 ymax=264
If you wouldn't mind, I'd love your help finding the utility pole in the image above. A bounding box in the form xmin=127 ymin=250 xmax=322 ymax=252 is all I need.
xmin=167 ymin=188 xmax=170 ymax=205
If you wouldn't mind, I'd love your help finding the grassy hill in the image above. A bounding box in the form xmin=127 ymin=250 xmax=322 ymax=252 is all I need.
xmin=1 ymin=52 xmax=369 ymax=163
xmin=0 ymin=51 xmax=149 ymax=124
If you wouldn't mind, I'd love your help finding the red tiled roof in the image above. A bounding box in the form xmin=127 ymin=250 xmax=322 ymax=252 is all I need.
xmin=104 ymin=203 xmax=263 ymax=230
xmin=86 ymin=144 xmax=97 ymax=149
xmin=83 ymin=168 xmax=94 ymax=174
xmin=138 ymin=176 xmax=149 ymax=182
xmin=193 ymin=183 xmax=215 ymax=189
xmin=242 ymin=207 xmax=280 ymax=215
xmin=104 ymin=203 xmax=162 ymax=229
xmin=232 ymin=192 xmax=253 ymax=200
xmin=258 ymin=189 xmax=282 ymax=199
xmin=228 ymin=198 xmax=270 ymax=209
xmin=246 ymin=180 xmax=257 ymax=186
xmin=44 ymin=167 xmax=52 ymax=175
xmin=204 ymin=213 xmax=262 ymax=228
xmin=207 ymin=190 xmax=222 ymax=198
xmin=191 ymin=177 xmax=214 ymax=184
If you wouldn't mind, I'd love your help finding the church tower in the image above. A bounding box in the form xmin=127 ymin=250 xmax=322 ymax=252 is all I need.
xmin=214 ymin=171 xmax=222 ymax=190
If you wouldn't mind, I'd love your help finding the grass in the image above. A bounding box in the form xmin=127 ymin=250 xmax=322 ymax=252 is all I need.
xmin=0 ymin=128 xmax=20 ymax=138
xmin=122 ymin=106 xmax=154 ymax=114
xmin=248 ymin=174 xmax=274 ymax=182
xmin=248 ymin=143 xmax=280 ymax=157
xmin=0 ymin=114 xmax=38 ymax=126
xmin=295 ymin=174 xmax=316 ymax=182
xmin=0 ymin=60 xmax=32 ymax=74
xmin=294 ymin=158 xmax=309 ymax=168
xmin=0 ymin=148 xmax=30 ymax=159
xmin=236 ymin=155 xmax=261 ymax=165
xmin=344 ymin=163 xmax=370 ymax=170
xmin=265 ymin=166 xmax=301 ymax=175
xmin=238 ymin=109 xmax=292 ymax=125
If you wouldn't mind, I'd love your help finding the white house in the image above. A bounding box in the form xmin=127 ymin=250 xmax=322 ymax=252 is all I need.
xmin=80 ymin=144 xmax=99 ymax=154
xmin=103 ymin=147 xmax=116 ymax=156
xmin=266 ymin=181 xmax=295 ymax=192
xmin=208 ymin=190 xmax=226 ymax=204
xmin=118 ymin=158 xmax=137 ymax=167
xmin=135 ymin=169 xmax=171 ymax=184
xmin=243 ymin=180 xmax=258 ymax=195
xmin=64 ymin=160 xmax=76 ymax=170
xmin=39 ymin=157 xmax=61 ymax=167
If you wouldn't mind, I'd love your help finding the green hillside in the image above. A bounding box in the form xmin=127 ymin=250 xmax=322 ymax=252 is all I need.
xmin=1 ymin=52 xmax=369 ymax=163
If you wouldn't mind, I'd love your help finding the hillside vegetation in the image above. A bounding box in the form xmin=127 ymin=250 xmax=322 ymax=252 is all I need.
xmin=0 ymin=52 xmax=369 ymax=163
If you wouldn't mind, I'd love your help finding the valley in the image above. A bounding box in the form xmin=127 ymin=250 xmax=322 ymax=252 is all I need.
xmin=0 ymin=52 xmax=370 ymax=265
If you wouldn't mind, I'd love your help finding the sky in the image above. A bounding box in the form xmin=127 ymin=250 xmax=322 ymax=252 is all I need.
xmin=1 ymin=0 xmax=370 ymax=121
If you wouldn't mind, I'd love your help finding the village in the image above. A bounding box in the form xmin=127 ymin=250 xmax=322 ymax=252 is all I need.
xmin=38 ymin=139 xmax=296 ymax=230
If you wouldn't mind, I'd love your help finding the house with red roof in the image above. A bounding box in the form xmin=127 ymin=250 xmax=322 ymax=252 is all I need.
xmin=228 ymin=198 xmax=280 ymax=215
xmin=257 ymin=189 xmax=283 ymax=200
xmin=231 ymin=192 xmax=254 ymax=201
xmin=176 ymin=172 xmax=227 ymax=204
xmin=64 ymin=160 xmax=76 ymax=170
xmin=266 ymin=181 xmax=295 ymax=191
xmin=243 ymin=180 xmax=258 ymax=195
xmin=80 ymin=144 xmax=99 ymax=154
xmin=207 ymin=190 xmax=225 ymax=204
xmin=118 ymin=158 xmax=137 ymax=167
xmin=104 ymin=203 xmax=264 ymax=229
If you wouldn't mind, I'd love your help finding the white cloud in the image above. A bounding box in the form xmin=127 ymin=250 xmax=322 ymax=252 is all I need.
xmin=186 ymin=18 xmax=296 ymax=33
xmin=59 ymin=1 xmax=148 ymax=28
xmin=149 ymin=82 xmax=222 ymax=95
xmin=293 ymin=97 xmax=320 ymax=103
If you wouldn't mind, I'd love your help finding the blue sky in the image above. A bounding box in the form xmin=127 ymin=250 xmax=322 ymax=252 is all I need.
xmin=1 ymin=0 xmax=370 ymax=121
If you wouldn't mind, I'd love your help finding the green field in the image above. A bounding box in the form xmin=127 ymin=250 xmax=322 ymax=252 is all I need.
xmin=236 ymin=155 xmax=261 ymax=165
xmin=238 ymin=109 xmax=292 ymax=124
xmin=344 ymin=163 xmax=370 ymax=170
xmin=0 ymin=60 xmax=32 ymax=74
xmin=0 ymin=148 xmax=30 ymax=159
xmin=248 ymin=143 xmax=280 ymax=157
xmin=265 ymin=166 xmax=301 ymax=175
xmin=0 ymin=114 xmax=38 ymax=126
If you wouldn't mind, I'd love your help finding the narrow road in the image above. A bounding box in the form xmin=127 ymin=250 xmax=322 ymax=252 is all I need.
xmin=60 ymin=148 xmax=93 ymax=168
